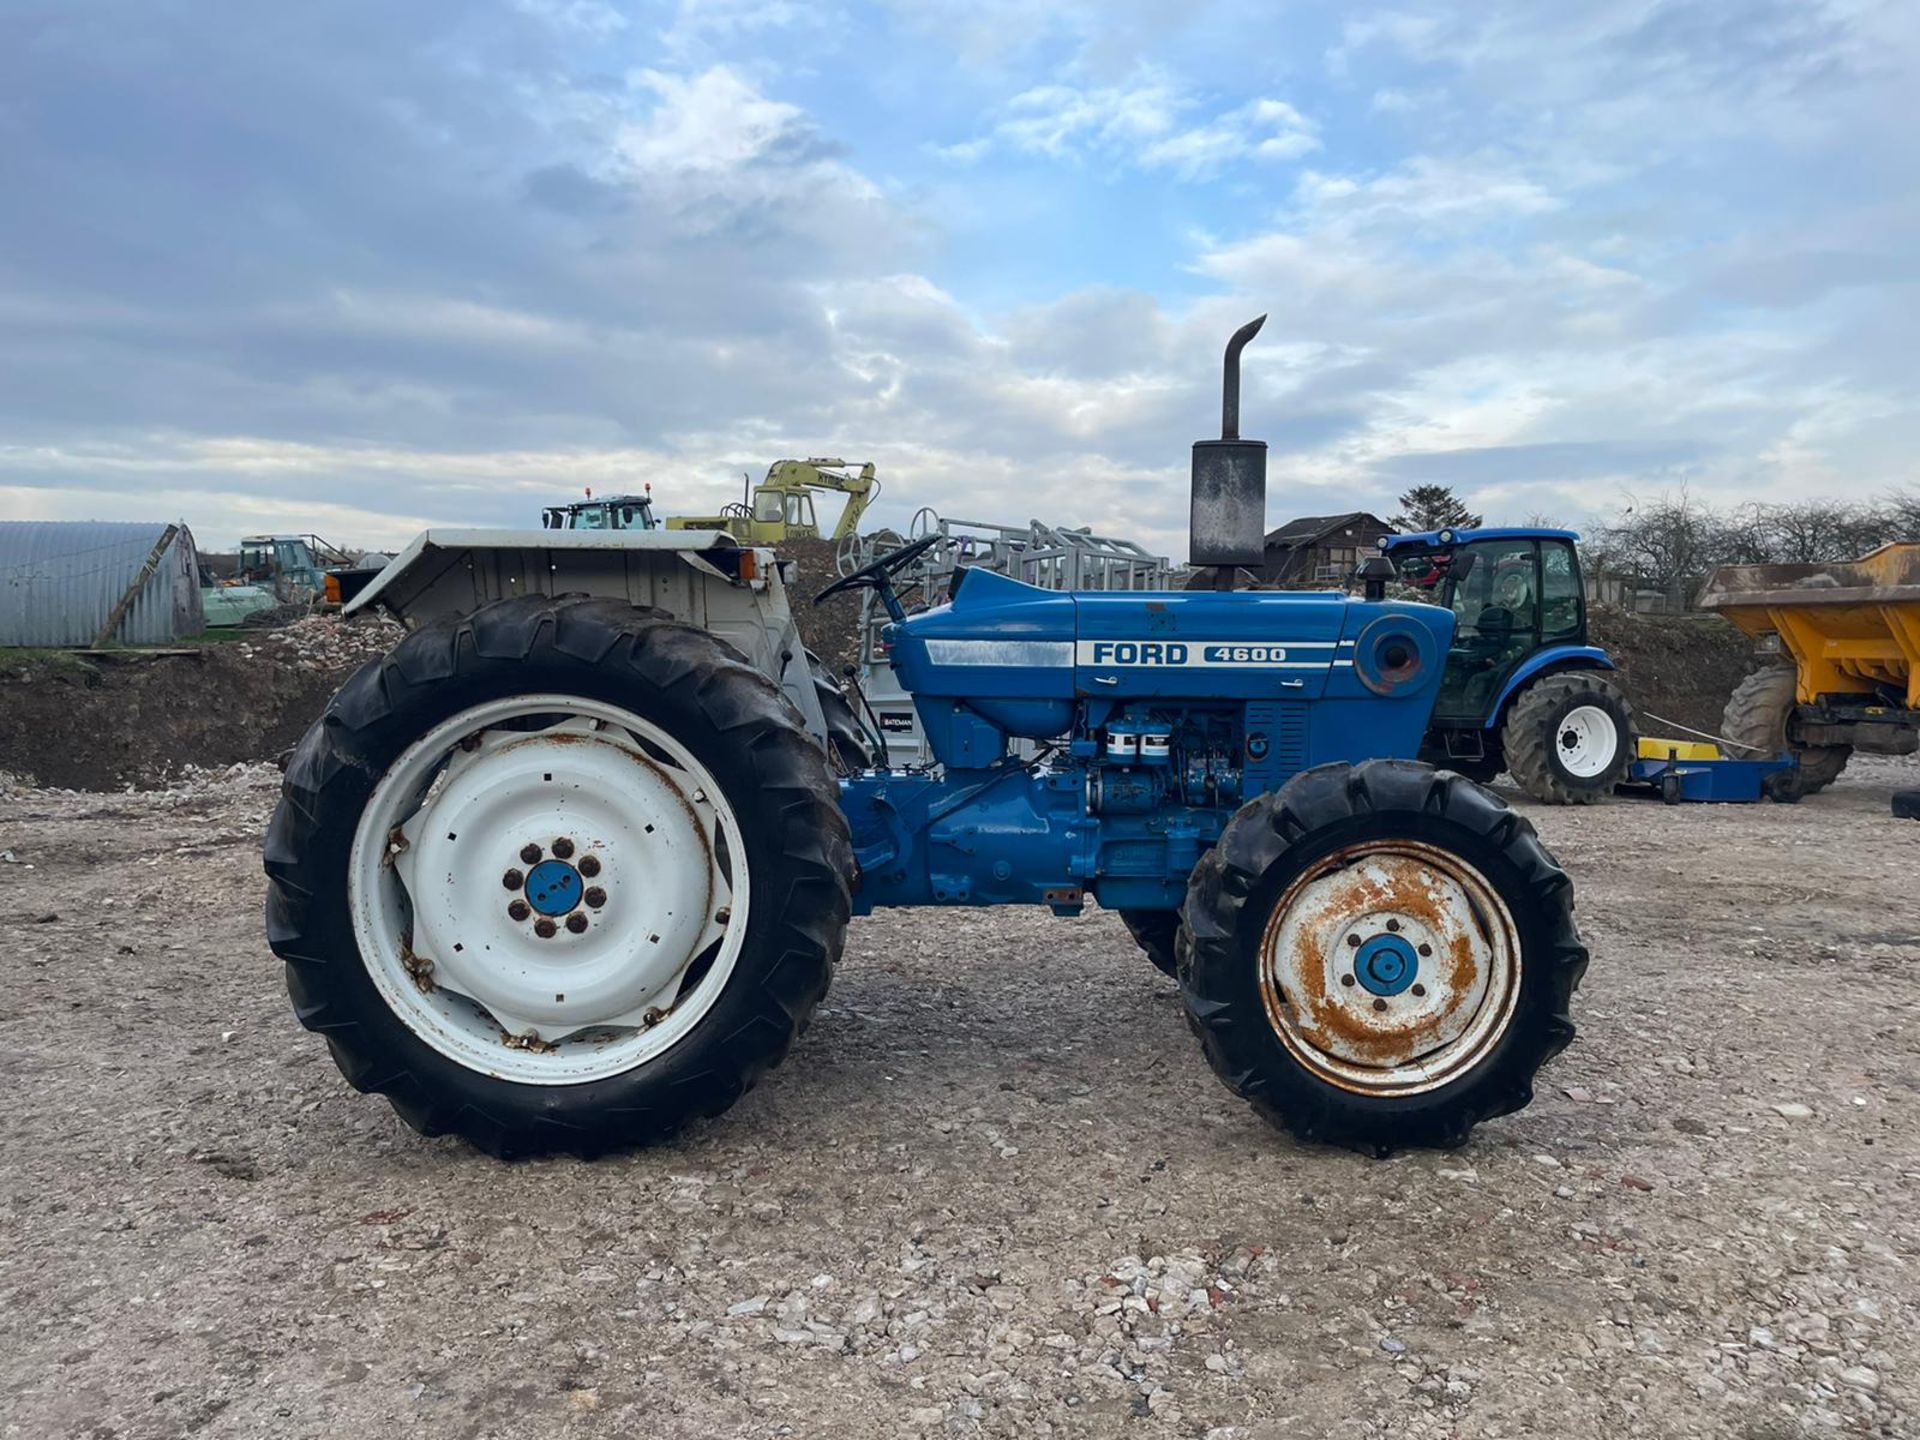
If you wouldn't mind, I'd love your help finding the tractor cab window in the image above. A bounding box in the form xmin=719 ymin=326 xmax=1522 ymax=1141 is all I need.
xmin=1432 ymin=538 xmax=1540 ymax=725
xmin=1451 ymin=538 xmax=1536 ymax=638
xmin=240 ymin=541 xmax=272 ymax=579
xmin=1540 ymin=540 xmax=1582 ymax=640
xmin=752 ymin=490 xmax=784 ymax=523
xmin=1392 ymin=548 xmax=1452 ymax=592
xmin=573 ymin=506 xmax=610 ymax=530
xmin=785 ymin=494 xmax=815 ymax=529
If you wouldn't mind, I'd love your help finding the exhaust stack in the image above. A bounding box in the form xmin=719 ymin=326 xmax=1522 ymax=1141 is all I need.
xmin=1189 ymin=314 xmax=1269 ymax=569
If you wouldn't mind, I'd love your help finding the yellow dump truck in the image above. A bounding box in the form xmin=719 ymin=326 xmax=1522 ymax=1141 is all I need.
xmin=1698 ymin=541 xmax=1920 ymax=798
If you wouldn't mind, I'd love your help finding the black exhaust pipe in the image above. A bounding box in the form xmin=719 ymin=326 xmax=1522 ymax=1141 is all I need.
xmin=1189 ymin=315 xmax=1268 ymax=570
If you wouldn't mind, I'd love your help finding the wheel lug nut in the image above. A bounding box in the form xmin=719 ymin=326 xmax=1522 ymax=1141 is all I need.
xmin=584 ymin=887 xmax=606 ymax=909
xmin=503 ymin=868 xmax=524 ymax=891
xmin=520 ymin=843 xmax=542 ymax=865
xmin=508 ymin=899 xmax=531 ymax=922
xmin=1372 ymin=998 xmax=1388 ymax=1012
xmin=565 ymin=913 xmax=588 ymax=934
xmin=1341 ymin=973 xmax=1356 ymax=987
xmin=534 ymin=918 xmax=557 ymax=939
xmin=1346 ymin=934 xmax=1361 ymax=948
xmin=1412 ymin=983 xmax=1427 ymax=997
xmin=1418 ymin=943 xmax=1432 ymax=957
xmin=1385 ymin=918 xmax=1401 ymax=932
xmin=552 ymin=837 xmax=575 ymax=859
xmin=578 ymin=854 xmax=600 ymax=878
xmin=715 ymin=906 xmax=731 ymax=925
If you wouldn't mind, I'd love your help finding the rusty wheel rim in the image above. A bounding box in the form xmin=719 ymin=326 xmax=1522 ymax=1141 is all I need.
xmin=1258 ymin=839 xmax=1521 ymax=1097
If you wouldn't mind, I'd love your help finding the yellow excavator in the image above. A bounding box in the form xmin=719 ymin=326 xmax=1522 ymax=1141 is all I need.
xmin=665 ymin=459 xmax=877 ymax=544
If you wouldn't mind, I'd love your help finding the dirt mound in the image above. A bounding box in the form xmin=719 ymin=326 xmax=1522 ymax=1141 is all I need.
xmin=782 ymin=538 xmax=864 ymax=678
xmin=0 ymin=616 xmax=402 ymax=790
xmin=1588 ymin=608 xmax=1759 ymax=738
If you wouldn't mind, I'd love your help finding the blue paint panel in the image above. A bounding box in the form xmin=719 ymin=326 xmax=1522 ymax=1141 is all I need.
xmin=1072 ymin=590 xmax=1350 ymax=699
xmin=1383 ymin=526 xmax=1581 ymax=549
xmin=884 ymin=568 xmax=1076 ymax=701
xmin=1485 ymin=645 xmax=1615 ymax=724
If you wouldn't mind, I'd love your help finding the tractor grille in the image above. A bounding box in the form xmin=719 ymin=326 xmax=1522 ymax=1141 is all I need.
xmin=1244 ymin=701 xmax=1308 ymax=796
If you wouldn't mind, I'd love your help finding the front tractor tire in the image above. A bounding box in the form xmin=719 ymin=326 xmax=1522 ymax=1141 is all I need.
xmin=1503 ymin=672 xmax=1635 ymax=804
xmin=1721 ymin=666 xmax=1851 ymax=800
xmin=1179 ymin=760 xmax=1587 ymax=1156
xmin=263 ymin=595 xmax=852 ymax=1157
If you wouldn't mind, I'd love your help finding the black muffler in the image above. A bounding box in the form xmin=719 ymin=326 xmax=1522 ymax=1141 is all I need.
xmin=1189 ymin=314 xmax=1268 ymax=570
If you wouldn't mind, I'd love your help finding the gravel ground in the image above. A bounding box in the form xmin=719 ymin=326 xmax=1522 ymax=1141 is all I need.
xmin=3 ymin=758 xmax=1917 ymax=1440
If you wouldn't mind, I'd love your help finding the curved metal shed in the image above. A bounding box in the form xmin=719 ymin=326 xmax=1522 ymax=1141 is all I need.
xmin=0 ymin=520 xmax=205 ymax=647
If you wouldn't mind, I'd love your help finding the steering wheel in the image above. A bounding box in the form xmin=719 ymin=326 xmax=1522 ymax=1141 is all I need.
xmin=813 ymin=533 xmax=942 ymax=612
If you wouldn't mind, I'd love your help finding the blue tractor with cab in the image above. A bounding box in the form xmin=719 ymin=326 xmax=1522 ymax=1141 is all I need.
xmin=1379 ymin=526 xmax=1635 ymax=803
xmin=266 ymin=318 xmax=1587 ymax=1160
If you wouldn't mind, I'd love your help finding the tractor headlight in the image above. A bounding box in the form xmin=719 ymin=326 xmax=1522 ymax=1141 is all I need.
xmin=1352 ymin=615 xmax=1439 ymax=697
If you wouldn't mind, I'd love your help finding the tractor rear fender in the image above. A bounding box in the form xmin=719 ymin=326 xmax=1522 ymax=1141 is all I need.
xmin=342 ymin=528 xmax=828 ymax=739
xmin=1482 ymin=645 xmax=1615 ymax=729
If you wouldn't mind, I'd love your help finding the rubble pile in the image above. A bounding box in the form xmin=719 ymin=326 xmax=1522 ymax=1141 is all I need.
xmin=249 ymin=614 xmax=405 ymax=672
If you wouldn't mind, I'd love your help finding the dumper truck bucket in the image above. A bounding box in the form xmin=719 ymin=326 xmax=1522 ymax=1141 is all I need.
xmin=1697 ymin=541 xmax=1920 ymax=707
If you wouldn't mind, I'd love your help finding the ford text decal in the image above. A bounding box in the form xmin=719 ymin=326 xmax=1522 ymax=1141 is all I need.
xmin=1075 ymin=641 xmax=1337 ymax=667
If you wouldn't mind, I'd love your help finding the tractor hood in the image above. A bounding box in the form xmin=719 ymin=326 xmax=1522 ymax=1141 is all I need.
xmin=888 ymin=568 xmax=1455 ymax=710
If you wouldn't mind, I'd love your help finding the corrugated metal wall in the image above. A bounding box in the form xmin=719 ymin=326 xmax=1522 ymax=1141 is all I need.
xmin=0 ymin=521 xmax=206 ymax=647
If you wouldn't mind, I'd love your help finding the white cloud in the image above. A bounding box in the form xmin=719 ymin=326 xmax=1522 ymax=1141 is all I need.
xmin=621 ymin=66 xmax=819 ymax=175
xmin=944 ymin=72 xmax=1320 ymax=180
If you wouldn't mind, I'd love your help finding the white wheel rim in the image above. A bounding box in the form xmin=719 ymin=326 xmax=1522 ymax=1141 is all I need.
xmin=347 ymin=694 xmax=748 ymax=1086
xmin=1260 ymin=840 xmax=1521 ymax=1097
xmin=1555 ymin=704 xmax=1618 ymax=779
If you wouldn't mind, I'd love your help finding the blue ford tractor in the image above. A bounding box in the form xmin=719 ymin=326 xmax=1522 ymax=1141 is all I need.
xmin=1380 ymin=527 xmax=1635 ymax=803
xmin=266 ymin=318 xmax=1587 ymax=1159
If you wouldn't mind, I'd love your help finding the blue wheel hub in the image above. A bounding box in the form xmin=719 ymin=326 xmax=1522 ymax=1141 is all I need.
xmin=525 ymin=858 xmax=584 ymax=917
xmin=1353 ymin=933 xmax=1419 ymax=996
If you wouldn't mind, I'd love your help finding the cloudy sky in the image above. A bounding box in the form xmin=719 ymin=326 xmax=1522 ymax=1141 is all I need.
xmin=1 ymin=0 xmax=1915 ymax=555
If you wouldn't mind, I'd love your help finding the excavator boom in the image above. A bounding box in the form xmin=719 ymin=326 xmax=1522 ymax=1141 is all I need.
xmin=666 ymin=458 xmax=878 ymax=543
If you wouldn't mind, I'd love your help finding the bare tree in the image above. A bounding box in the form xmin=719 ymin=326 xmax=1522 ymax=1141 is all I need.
xmin=1881 ymin=487 xmax=1920 ymax=541
xmin=1576 ymin=489 xmax=1910 ymax=594
xmin=1761 ymin=500 xmax=1892 ymax=563
xmin=1588 ymin=489 xmax=1720 ymax=592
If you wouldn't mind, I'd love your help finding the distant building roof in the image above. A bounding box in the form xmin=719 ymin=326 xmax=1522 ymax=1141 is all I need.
xmin=1264 ymin=512 xmax=1388 ymax=548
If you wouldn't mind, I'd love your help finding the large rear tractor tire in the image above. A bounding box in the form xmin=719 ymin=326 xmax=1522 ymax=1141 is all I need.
xmin=1721 ymin=666 xmax=1851 ymax=800
xmin=263 ymin=594 xmax=852 ymax=1157
xmin=1119 ymin=910 xmax=1180 ymax=977
xmin=1179 ymin=759 xmax=1587 ymax=1156
xmin=1503 ymin=672 xmax=1635 ymax=804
